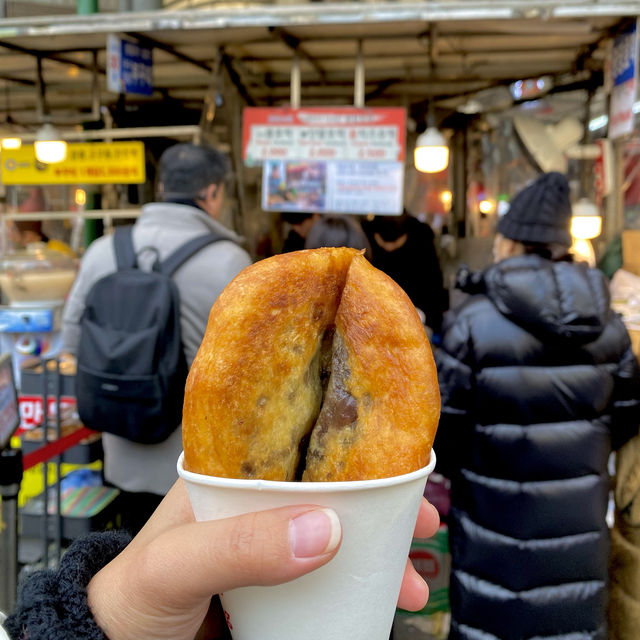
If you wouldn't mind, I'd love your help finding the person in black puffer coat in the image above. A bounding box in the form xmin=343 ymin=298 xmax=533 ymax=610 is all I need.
xmin=435 ymin=172 xmax=640 ymax=640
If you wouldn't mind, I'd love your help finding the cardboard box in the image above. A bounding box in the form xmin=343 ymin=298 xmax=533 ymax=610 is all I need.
xmin=629 ymin=328 xmax=640 ymax=363
xmin=622 ymin=230 xmax=640 ymax=277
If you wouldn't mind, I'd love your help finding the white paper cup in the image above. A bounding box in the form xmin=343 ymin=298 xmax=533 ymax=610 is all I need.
xmin=177 ymin=450 xmax=436 ymax=640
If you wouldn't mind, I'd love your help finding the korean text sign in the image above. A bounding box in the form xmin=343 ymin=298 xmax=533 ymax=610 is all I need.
xmin=1 ymin=141 xmax=146 ymax=185
xmin=242 ymin=107 xmax=406 ymax=215
xmin=107 ymin=34 xmax=153 ymax=97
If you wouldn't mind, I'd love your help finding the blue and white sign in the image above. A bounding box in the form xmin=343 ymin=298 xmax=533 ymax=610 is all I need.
xmin=107 ymin=34 xmax=153 ymax=97
xmin=610 ymin=20 xmax=639 ymax=139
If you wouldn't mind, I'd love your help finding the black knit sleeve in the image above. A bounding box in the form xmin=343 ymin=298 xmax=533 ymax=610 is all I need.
xmin=4 ymin=530 xmax=132 ymax=640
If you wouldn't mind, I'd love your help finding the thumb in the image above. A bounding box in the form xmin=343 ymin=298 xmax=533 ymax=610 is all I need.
xmin=139 ymin=505 xmax=342 ymax=606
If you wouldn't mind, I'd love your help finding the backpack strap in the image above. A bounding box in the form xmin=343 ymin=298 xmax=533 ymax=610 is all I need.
xmin=113 ymin=226 xmax=138 ymax=271
xmin=160 ymin=232 xmax=227 ymax=277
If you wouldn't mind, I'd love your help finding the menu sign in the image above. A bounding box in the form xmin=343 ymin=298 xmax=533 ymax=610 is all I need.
xmin=610 ymin=20 xmax=639 ymax=140
xmin=243 ymin=107 xmax=406 ymax=215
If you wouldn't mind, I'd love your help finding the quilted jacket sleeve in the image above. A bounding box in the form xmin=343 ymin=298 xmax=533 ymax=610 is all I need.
xmin=610 ymin=330 xmax=640 ymax=450
xmin=433 ymin=309 xmax=475 ymax=481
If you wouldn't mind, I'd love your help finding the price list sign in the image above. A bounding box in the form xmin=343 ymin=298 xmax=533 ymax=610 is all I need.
xmin=242 ymin=107 xmax=406 ymax=215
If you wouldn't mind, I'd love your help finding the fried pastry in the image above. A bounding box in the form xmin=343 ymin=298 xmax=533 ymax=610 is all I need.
xmin=182 ymin=247 xmax=440 ymax=482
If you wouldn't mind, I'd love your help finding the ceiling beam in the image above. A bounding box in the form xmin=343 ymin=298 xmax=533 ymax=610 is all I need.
xmin=268 ymin=26 xmax=327 ymax=83
xmin=0 ymin=74 xmax=36 ymax=86
xmin=128 ymin=32 xmax=212 ymax=73
xmin=235 ymin=45 xmax=591 ymax=64
xmin=0 ymin=39 xmax=105 ymax=74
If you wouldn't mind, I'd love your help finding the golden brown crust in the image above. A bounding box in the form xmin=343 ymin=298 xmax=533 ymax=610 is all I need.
xmin=182 ymin=247 xmax=440 ymax=481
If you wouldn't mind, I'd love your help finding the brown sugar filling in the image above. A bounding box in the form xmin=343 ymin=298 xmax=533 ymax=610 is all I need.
xmin=293 ymin=329 xmax=358 ymax=480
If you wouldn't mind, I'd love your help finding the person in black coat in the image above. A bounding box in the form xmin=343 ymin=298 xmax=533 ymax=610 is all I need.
xmin=281 ymin=212 xmax=319 ymax=252
xmin=435 ymin=172 xmax=640 ymax=640
xmin=364 ymin=211 xmax=448 ymax=335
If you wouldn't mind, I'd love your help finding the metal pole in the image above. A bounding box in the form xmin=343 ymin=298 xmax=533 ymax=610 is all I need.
xmin=354 ymin=40 xmax=365 ymax=108
xmin=35 ymin=58 xmax=46 ymax=123
xmin=290 ymin=54 xmax=301 ymax=109
xmin=91 ymin=51 xmax=101 ymax=121
xmin=77 ymin=0 xmax=98 ymax=15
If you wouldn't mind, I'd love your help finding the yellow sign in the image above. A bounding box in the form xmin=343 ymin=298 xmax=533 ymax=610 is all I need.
xmin=1 ymin=141 xmax=146 ymax=185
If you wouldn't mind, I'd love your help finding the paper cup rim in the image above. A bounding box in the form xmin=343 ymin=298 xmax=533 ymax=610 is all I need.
xmin=177 ymin=449 xmax=436 ymax=492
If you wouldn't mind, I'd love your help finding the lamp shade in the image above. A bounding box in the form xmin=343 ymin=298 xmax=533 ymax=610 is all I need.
xmin=571 ymin=198 xmax=602 ymax=240
xmin=414 ymin=127 xmax=449 ymax=173
xmin=34 ymin=123 xmax=67 ymax=164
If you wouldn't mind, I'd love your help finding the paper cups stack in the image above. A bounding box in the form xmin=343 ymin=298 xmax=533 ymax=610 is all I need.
xmin=177 ymin=450 xmax=436 ymax=640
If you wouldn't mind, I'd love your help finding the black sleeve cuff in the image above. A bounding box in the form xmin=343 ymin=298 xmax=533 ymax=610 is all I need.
xmin=4 ymin=530 xmax=132 ymax=640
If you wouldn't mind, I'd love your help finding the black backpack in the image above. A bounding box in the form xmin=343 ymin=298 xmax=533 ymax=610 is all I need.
xmin=75 ymin=226 xmax=224 ymax=444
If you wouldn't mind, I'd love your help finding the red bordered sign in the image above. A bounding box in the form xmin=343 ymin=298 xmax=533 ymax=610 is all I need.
xmin=242 ymin=107 xmax=406 ymax=166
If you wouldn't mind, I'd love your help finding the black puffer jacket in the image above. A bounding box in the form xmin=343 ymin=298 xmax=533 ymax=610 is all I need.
xmin=435 ymin=255 xmax=640 ymax=640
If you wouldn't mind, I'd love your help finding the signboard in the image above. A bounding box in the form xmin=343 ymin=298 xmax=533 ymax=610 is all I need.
xmin=242 ymin=107 xmax=406 ymax=215
xmin=610 ymin=20 xmax=639 ymax=140
xmin=107 ymin=34 xmax=153 ymax=96
xmin=18 ymin=395 xmax=76 ymax=430
xmin=1 ymin=141 xmax=146 ymax=185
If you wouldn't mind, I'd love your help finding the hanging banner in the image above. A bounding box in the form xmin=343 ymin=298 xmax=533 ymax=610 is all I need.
xmin=609 ymin=20 xmax=639 ymax=140
xmin=1 ymin=141 xmax=146 ymax=185
xmin=107 ymin=34 xmax=153 ymax=96
xmin=243 ymin=107 xmax=406 ymax=215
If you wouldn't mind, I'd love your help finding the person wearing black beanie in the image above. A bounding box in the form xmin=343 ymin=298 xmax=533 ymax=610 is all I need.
xmin=434 ymin=172 xmax=640 ymax=640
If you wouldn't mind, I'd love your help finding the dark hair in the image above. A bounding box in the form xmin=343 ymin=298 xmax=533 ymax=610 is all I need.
xmin=367 ymin=212 xmax=410 ymax=242
xmin=281 ymin=211 xmax=316 ymax=226
xmin=158 ymin=143 xmax=230 ymax=200
xmin=305 ymin=215 xmax=371 ymax=257
xmin=522 ymin=242 xmax=573 ymax=262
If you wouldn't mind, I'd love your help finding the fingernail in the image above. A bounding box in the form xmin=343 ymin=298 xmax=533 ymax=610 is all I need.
xmin=289 ymin=508 xmax=341 ymax=558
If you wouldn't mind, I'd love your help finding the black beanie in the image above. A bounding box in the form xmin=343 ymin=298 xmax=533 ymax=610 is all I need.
xmin=497 ymin=172 xmax=572 ymax=247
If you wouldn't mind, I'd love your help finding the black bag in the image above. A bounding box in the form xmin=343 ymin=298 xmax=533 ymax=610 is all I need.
xmin=75 ymin=226 xmax=224 ymax=444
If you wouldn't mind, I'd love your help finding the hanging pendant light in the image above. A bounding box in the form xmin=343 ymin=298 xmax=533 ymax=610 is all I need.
xmin=414 ymin=127 xmax=449 ymax=173
xmin=571 ymin=198 xmax=602 ymax=240
xmin=414 ymin=100 xmax=449 ymax=174
xmin=0 ymin=126 xmax=22 ymax=150
xmin=34 ymin=123 xmax=67 ymax=164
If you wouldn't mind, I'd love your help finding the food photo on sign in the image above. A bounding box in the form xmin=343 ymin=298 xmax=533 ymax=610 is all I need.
xmin=244 ymin=106 xmax=406 ymax=216
xmin=263 ymin=160 xmax=327 ymax=212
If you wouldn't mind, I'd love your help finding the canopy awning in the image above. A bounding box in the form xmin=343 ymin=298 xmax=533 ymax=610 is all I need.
xmin=0 ymin=1 xmax=637 ymax=127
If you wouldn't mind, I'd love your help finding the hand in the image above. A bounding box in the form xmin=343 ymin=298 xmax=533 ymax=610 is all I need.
xmin=87 ymin=479 xmax=439 ymax=640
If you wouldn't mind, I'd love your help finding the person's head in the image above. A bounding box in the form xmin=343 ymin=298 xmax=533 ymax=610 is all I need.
xmin=493 ymin=171 xmax=572 ymax=264
xmin=157 ymin=143 xmax=230 ymax=220
xmin=305 ymin=215 xmax=372 ymax=258
xmin=282 ymin=212 xmax=319 ymax=239
xmin=369 ymin=212 xmax=410 ymax=243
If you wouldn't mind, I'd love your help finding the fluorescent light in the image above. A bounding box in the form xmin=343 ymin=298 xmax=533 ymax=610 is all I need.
xmin=588 ymin=115 xmax=608 ymax=132
xmin=588 ymin=100 xmax=640 ymax=131
xmin=34 ymin=123 xmax=67 ymax=164
xmin=414 ymin=127 xmax=449 ymax=174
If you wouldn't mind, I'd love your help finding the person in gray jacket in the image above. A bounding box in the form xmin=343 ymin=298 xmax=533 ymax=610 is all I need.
xmin=62 ymin=143 xmax=252 ymax=533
